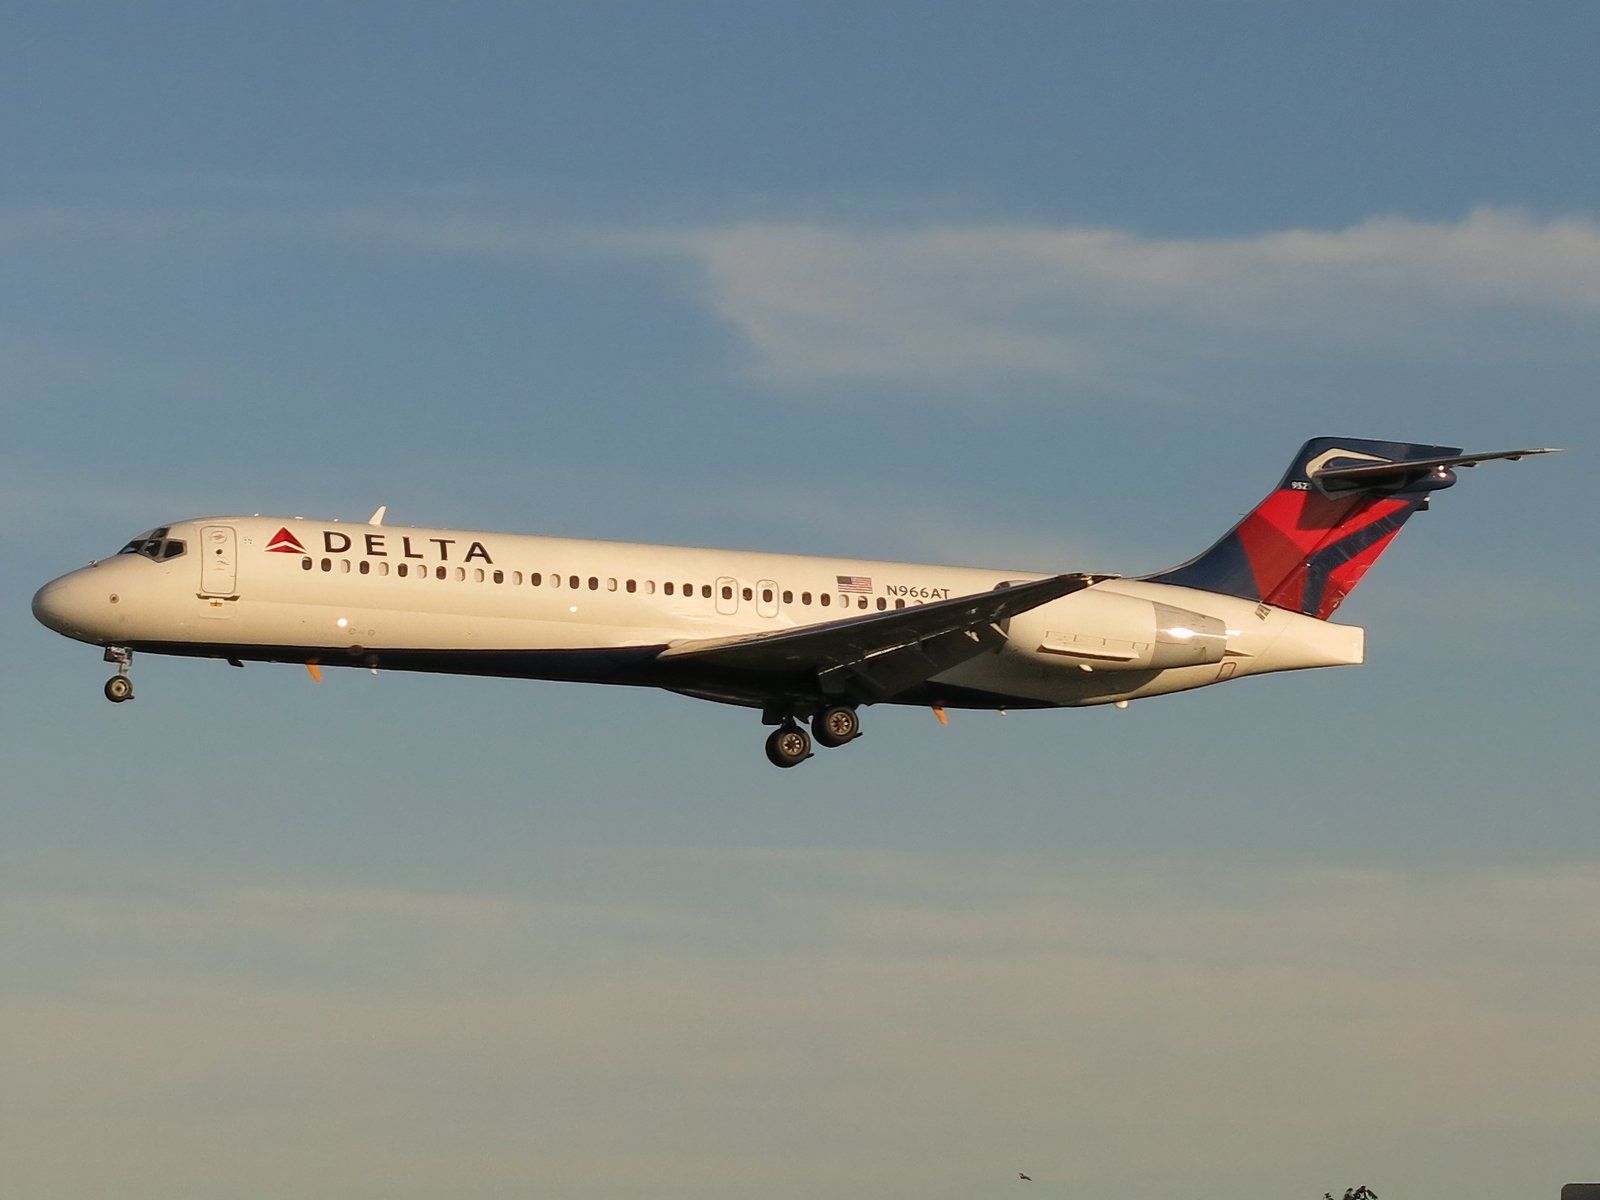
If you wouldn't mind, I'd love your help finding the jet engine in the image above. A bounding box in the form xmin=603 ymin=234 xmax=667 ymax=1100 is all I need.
xmin=1010 ymin=589 xmax=1228 ymax=672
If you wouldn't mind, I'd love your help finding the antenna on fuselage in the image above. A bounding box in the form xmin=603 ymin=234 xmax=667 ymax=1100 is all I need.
xmin=368 ymin=505 xmax=387 ymax=526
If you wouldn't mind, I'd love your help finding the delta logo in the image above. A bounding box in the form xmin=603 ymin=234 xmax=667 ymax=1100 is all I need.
xmin=265 ymin=527 xmax=307 ymax=554
xmin=264 ymin=525 xmax=496 ymax=564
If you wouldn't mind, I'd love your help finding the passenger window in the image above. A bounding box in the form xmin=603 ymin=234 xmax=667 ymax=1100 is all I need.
xmin=438 ymin=566 xmax=449 ymax=580
xmin=359 ymin=560 xmax=371 ymax=575
xmin=301 ymin=557 xmax=313 ymax=571
xmin=493 ymin=570 xmax=504 ymax=584
xmin=397 ymin=563 xmax=409 ymax=578
xmin=741 ymin=587 xmax=752 ymax=602
xmin=570 ymin=576 xmax=580 ymax=589
xmin=876 ymin=597 xmax=886 ymax=610
xmin=664 ymin=582 xmax=674 ymax=596
xmin=378 ymin=562 xmax=390 ymax=576
xmin=645 ymin=581 xmax=655 ymax=594
xmin=607 ymin=578 xmax=617 ymax=592
xmin=779 ymin=590 xmax=789 ymax=604
xmin=455 ymin=567 xmax=466 ymax=581
xmin=700 ymin=584 xmax=711 ymax=598
xmin=339 ymin=560 xmax=351 ymax=574
xmin=321 ymin=559 xmax=332 ymax=572
xmin=511 ymin=570 xmax=521 ymax=585
xmin=626 ymin=579 xmax=636 ymax=593
xmin=858 ymin=596 xmax=868 ymax=609
xmin=721 ymin=585 xmax=733 ymax=601
xmin=475 ymin=569 xmax=486 ymax=583
xmin=820 ymin=593 xmax=830 ymax=607
xmin=531 ymin=572 xmax=542 ymax=586
xmin=801 ymin=591 xmax=811 ymax=605
xmin=894 ymin=598 xmax=905 ymax=609
xmin=588 ymin=577 xmax=599 ymax=590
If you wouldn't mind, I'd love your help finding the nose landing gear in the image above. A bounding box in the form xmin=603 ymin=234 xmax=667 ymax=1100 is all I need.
xmin=103 ymin=646 xmax=134 ymax=703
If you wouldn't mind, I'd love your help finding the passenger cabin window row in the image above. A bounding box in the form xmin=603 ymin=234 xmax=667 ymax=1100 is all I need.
xmin=298 ymin=556 xmax=915 ymax=611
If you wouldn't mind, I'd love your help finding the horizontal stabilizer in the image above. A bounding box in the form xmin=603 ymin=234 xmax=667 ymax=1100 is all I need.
xmin=1313 ymin=446 xmax=1562 ymax=493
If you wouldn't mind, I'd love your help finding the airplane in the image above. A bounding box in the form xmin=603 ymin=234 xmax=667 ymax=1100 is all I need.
xmin=32 ymin=437 xmax=1558 ymax=768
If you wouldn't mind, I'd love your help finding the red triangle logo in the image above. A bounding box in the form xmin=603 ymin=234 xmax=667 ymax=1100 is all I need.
xmin=266 ymin=527 xmax=306 ymax=553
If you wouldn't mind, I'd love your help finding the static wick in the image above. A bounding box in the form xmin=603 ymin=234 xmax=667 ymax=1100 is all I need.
xmin=932 ymin=703 xmax=948 ymax=727
xmin=305 ymin=661 xmax=322 ymax=683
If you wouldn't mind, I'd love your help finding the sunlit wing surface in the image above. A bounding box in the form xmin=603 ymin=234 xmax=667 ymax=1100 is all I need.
xmin=659 ymin=572 xmax=1114 ymax=701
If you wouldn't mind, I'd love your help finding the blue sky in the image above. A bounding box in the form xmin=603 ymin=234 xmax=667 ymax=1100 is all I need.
xmin=3 ymin=5 xmax=1596 ymax=1198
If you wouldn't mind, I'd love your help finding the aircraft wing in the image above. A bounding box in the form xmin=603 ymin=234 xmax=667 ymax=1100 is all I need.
xmin=657 ymin=572 xmax=1113 ymax=702
xmin=1313 ymin=446 xmax=1561 ymax=492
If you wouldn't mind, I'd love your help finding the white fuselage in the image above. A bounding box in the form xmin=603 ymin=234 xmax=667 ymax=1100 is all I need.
xmin=33 ymin=515 xmax=1364 ymax=711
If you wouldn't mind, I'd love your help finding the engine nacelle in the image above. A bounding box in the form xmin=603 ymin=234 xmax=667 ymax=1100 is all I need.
xmin=1009 ymin=589 xmax=1228 ymax=672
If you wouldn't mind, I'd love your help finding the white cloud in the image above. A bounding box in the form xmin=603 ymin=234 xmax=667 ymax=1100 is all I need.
xmin=658 ymin=208 xmax=1600 ymax=386
xmin=8 ymin=199 xmax=1595 ymax=395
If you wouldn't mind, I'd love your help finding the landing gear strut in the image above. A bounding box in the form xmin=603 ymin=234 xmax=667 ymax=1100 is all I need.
xmin=103 ymin=646 xmax=134 ymax=703
xmin=764 ymin=722 xmax=812 ymax=769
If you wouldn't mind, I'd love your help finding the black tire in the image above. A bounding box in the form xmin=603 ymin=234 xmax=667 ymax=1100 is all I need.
xmin=104 ymin=675 xmax=133 ymax=703
xmin=764 ymin=725 xmax=811 ymax=768
xmin=811 ymin=705 xmax=860 ymax=748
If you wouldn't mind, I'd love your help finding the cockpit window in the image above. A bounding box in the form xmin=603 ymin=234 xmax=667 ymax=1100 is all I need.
xmin=117 ymin=527 xmax=185 ymax=561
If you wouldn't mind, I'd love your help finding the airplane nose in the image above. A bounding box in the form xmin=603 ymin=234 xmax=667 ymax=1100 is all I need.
xmin=32 ymin=571 xmax=102 ymax=641
xmin=32 ymin=578 xmax=70 ymax=632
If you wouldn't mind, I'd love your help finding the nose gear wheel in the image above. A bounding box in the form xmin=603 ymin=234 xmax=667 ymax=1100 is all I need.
xmin=103 ymin=647 xmax=134 ymax=703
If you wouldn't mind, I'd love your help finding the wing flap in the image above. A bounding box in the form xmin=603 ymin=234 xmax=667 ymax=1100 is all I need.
xmin=818 ymin=624 xmax=1009 ymax=701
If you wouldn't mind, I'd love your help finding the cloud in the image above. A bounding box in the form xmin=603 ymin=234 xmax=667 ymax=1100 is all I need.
xmin=658 ymin=208 xmax=1600 ymax=386
xmin=8 ymin=198 xmax=1596 ymax=396
xmin=4 ymin=854 xmax=1597 ymax=1198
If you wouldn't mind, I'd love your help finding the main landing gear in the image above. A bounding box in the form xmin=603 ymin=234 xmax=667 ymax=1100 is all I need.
xmin=103 ymin=646 xmax=134 ymax=703
xmin=763 ymin=704 xmax=862 ymax=768
xmin=764 ymin=722 xmax=812 ymax=768
xmin=811 ymin=704 xmax=861 ymax=748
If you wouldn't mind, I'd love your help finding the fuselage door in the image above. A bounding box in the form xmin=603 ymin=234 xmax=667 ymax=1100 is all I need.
xmin=715 ymin=575 xmax=739 ymax=616
xmin=199 ymin=525 xmax=238 ymax=597
xmin=756 ymin=579 xmax=779 ymax=619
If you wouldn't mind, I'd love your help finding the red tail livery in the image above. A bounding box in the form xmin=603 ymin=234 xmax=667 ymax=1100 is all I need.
xmin=1146 ymin=437 xmax=1545 ymax=618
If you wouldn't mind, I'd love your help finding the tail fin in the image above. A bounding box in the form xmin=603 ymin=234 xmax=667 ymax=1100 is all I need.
xmin=1146 ymin=437 xmax=1463 ymax=620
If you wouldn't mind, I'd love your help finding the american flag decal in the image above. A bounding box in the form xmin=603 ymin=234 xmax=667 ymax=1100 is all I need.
xmin=836 ymin=575 xmax=873 ymax=594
